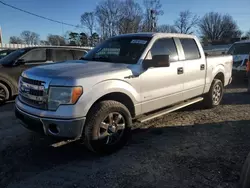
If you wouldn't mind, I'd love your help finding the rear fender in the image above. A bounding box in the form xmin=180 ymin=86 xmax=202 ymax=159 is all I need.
xmin=204 ymin=64 xmax=225 ymax=93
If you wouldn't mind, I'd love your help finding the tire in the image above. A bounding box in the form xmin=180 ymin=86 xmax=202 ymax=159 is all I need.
xmin=84 ymin=100 xmax=132 ymax=154
xmin=0 ymin=83 xmax=10 ymax=104
xmin=203 ymin=79 xmax=224 ymax=109
xmin=240 ymin=152 xmax=250 ymax=188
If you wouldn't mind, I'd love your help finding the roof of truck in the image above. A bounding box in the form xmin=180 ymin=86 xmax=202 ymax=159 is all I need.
xmin=115 ymin=32 xmax=195 ymax=38
xmin=235 ymin=40 xmax=250 ymax=44
xmin=18 ymin=46 xmax=91 ymax=51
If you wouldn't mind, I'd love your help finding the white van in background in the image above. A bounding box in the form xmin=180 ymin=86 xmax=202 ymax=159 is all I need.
xmin=227 ymin=40 xmax=250 ymax=80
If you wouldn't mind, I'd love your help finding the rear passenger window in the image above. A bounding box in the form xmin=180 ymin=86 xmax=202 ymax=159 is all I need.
xmin=150 ymin=38 xmax=178 ymax=62
xmin=180 ymin=38 xmax=201 ymax=60
xmin=52 ymin=49 xmax=74 ymax=62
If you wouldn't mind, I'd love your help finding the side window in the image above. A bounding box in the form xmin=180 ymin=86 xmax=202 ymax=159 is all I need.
xmin=22 ymin=49 xmax=46 ymax=62
xmin=52 ymin=49 xmax=74 ymax=62
xmin=180 ymin=38 xmax=201 ymax=60
xmin=149 ymin=38 xmax=178 ymax=62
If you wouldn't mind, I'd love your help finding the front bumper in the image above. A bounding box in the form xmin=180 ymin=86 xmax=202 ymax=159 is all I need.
xmin=15 ymin=105 xmax=85 ymax=139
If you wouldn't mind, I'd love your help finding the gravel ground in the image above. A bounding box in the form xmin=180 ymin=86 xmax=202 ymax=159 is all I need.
xmin=1 ymin=81 xmax=250 ymax=188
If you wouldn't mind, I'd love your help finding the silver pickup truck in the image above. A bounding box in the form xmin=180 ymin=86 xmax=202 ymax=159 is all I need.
xmin=15 ymin=33 xmax=233 ymax=154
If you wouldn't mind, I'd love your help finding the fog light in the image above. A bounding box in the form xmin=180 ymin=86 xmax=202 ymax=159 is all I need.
xmin=48 ymin=124 xmax=59 ymax=134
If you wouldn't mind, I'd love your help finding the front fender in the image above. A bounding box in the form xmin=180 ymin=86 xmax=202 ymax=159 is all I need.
xmin=77 ymin=80 xmax=140 ymax=117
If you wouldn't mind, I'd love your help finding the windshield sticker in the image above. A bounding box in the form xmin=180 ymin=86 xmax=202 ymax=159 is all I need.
xmin=131 ymin=40 xmax=147 ymax=44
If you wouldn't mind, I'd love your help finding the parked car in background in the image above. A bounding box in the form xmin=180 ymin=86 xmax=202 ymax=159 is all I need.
xmin=15 ymin=33 xmax=232 ymax=154
xmin=0 ymin=46 xmax=88 ymax=103
xmin=0 ymin=49 xmax=16 ymax=59
xmin=227 ymin=40 xmax=250 ymax=80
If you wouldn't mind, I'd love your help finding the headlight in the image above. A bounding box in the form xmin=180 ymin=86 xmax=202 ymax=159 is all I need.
xmin=48 ymin=86 xmax=83 ymax=111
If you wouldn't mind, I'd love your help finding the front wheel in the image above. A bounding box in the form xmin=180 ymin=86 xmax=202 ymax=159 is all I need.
xmin=0 ymin=83 xmax=10 ymax=104
xmin=84 ymin=100 xmax=132 ymax=154
xmin=203 ymin=79 xmax=224 ymax=109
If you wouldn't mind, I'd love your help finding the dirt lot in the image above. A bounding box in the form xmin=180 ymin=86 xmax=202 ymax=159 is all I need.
xmin=1 ymin=81 xmax=250 ymax=188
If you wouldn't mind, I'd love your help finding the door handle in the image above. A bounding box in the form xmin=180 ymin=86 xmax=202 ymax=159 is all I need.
xmin=200 ymin=64 xmax=205 ymax=70
xmin=177 ymin=67 xmax=184 ymax=74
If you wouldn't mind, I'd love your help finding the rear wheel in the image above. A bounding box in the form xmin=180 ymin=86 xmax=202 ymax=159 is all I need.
xmin=0 ymin=83 xmax=10 ymax=104
xmin=84 ymin=100 xmax=132 ymax=154
xmin=203 ymin=79 xmax=224 ymax=108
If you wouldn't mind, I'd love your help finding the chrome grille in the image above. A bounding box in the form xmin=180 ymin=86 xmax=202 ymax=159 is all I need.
xmin=19 ymin=77 xmax=47 ymax=109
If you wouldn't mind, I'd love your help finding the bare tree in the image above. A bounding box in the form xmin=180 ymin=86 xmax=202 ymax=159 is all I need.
xmin=95 ymin=0 xmax=122 ymax=38
xmin=47 ymin=34 xmax=66 ymax=46
xmin=141 ymin=0 xmax=163 ymax=32
xmin=9 ymin=36 xmax=23 ymax=44
xmin=118 ymin=0 xmax=143 ymax=34
xmin=40 ymin=40 xmax=50 ymax=45
xmin=20 ymin=31 xmax=40 ymax=45
xmin=157 ymin=24 xmax=177 ymax=33
xmin=174 ymin=10 xmax=199 ymax=34
xmin=81 ymin=12 xmax=95 ymax=37
xmin=199 ymin=12 xmax=241 ymax=41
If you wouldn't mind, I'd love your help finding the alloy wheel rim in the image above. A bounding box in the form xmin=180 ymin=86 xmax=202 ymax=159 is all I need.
xmin=212 ymin=84 xmax=222 ymax=104
xmin=98 ymin=112 xmax=126 ymax=145
xmin=0 ymin=87 xmax=7 ymax=102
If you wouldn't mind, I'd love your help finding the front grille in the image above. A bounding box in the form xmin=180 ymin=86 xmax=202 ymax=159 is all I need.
xmin=19 ymin=77 xmax=47 ymax=110
xmin=21 ymin=77 xmax=44 ymax=85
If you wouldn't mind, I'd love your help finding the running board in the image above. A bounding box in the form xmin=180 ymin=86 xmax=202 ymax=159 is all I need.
xmin=137 ymin=97 xmax=204 ymax=123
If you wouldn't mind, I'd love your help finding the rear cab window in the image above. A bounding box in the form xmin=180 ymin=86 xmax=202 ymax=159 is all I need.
xmin=180 ymin=38 xmax=201 ymax=60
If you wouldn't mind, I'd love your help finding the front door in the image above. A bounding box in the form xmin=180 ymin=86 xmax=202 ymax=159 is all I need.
xmin=140 ymin=38 xmax=184 ymax=114
xmin=12 ymin=48 xmax=50 ymax=83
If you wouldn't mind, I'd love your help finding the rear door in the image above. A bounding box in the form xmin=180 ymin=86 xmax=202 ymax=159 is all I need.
xmin=178 ymin=38 xmax=206 ymax=100
xmin=51 ymin=49 xmax=74 ymax=62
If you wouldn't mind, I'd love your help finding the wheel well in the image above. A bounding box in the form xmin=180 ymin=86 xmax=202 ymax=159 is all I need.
xmin=93 ymin=92 xmax=135 ymax=118
xmin=214 ymin=72 xmax=224 ymax=85
xmin=0 ymin=80 xmax=12 ymax=97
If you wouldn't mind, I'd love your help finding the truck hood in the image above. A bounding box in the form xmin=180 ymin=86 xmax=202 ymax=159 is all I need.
xmin=24 ymin=60 xmax=132 ymax=79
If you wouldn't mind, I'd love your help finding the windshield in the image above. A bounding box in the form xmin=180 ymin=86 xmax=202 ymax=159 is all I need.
xmin=84 ymin=36 xmax=151 ymax=64
xmin=0 ymin=48 xmax=30 ymax=66
xmin=227 ymin=43 xmax=250 ymax=55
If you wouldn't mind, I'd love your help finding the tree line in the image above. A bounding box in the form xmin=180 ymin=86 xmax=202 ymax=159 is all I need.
xmin=9 ymin=0 xmax=250 ymax=46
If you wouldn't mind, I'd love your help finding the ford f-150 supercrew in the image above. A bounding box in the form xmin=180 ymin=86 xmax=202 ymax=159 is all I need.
xmin=15 ymin=33 xmax=233 ymax=154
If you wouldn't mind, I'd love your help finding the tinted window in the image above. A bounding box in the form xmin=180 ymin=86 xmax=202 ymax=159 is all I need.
xmin=180 ymin=38 xmax=200 ymax=60
xmin=22 ymin=49 xmax=46 ymax=62
xmin=227 ymin=43 xmax=250 ymax=55
xmin=52 ymin=49 xmax=74 ymax=62
xmin=150 ymin=38 xmax=178 ymax=62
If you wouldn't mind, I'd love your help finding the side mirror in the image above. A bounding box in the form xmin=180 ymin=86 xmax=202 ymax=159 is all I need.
xmin=143 ymin=55 xmax=170 ymax=69
xmin=15 ymin=59 xmax=25 ymax=65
